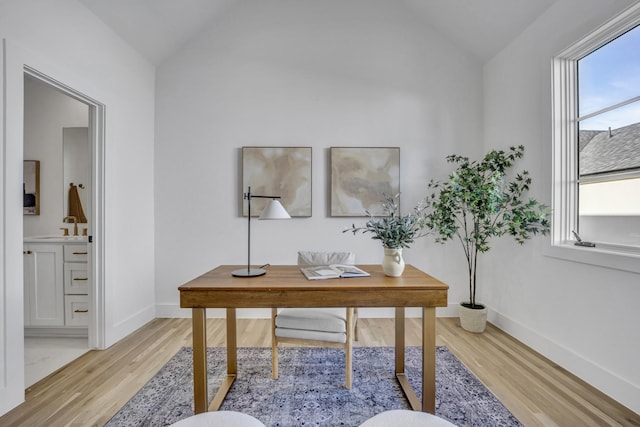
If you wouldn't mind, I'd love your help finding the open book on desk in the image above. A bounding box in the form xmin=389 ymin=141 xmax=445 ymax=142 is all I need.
xmin=300 ymin=264 xmax=370 ymax=280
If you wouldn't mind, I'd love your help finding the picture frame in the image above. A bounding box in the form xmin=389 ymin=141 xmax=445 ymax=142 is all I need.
xmin=330 ymin=147 xmax=400 ymax=217
xmin=242 ymin=146 xmax=312 ymax=217
xmin=23 ymin=160 xmax=40 ymax=215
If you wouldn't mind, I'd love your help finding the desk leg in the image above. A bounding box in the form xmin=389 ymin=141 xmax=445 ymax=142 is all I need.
xmin=192 ymin=308 xmax=208 ymax=414
xmin=227 ymin=308 xmax=237 ymax=375
xmin=209 ymin=308 xmax=237 ymax=411
xmin=395 ymin=307 xmax=405 ymax=373
xmin=395 ymin=306 xmax=437 ymax=413
xmin=423 ymin=307 xmax=436 ymax=413
xmin=396 ymin=307 xmax=421 ymax=411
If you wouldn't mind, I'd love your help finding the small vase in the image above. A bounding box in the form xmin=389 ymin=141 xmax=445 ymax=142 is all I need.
xmin=382 ymin=247 xmax=405 ymax=277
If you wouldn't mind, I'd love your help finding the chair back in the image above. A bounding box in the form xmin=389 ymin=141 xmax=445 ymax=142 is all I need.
xmin=297 ymin=251 xmax=355 ymax=266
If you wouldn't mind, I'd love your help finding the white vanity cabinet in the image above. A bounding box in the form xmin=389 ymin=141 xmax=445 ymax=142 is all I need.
xmin=23 ymin=243 xmax=65 ymax=326
xmin=24 ymin=239 xmax=89 ymax=334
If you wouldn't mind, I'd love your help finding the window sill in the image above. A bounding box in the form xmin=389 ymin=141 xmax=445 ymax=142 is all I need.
xmin=545 ymin=243 xmax=640 ymax=274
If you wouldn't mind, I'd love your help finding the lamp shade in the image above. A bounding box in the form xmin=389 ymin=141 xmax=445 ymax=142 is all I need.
xmin=259 ymin=199 xmax=291 ymax=220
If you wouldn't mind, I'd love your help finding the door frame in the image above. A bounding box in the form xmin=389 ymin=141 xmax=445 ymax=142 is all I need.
xmin=23 ymin=66 xmax=106 ymax=349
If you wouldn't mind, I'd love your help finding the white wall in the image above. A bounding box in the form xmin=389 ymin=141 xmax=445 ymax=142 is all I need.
xmin=23 ymin=76 xmax=89 ymax=237
xmin=0 ymin=0 xmax=156 ymax=415
xmin=483 ymin=0 xmax=640 ymax=414
xmin=154 ymin=0 xmax=483 ymax=318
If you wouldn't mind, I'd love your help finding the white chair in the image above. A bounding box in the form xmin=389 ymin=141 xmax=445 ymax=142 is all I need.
xmin=169 ymin=411 xmax=266 ymax=427
xmin=359 ymin=410 xmax=458 ymax=427
xmin=271 ymin=250 xmax=358 ymax=388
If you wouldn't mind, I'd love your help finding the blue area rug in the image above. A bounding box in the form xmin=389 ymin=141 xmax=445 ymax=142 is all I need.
xmin=106 ymin=346 xmax=522 ymax=427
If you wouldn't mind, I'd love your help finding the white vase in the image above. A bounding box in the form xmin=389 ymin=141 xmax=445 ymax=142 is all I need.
xmin=458 ymin=302 xmax=488 ymax=333
xmin=382 ymin=248 xmax=405 ymax=277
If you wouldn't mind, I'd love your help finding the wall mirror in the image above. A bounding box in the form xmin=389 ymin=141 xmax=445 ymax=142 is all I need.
xmin=23 ymin=160 xmax=40 ymax=215
xmin=63 ymin=127 xmax=90 ymax=223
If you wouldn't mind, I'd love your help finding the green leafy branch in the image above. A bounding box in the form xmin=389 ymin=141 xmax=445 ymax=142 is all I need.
xmin=424 ymin=145 xmax=551 ymax=308
xmin=343 ymin=194 xmax=430 ymax=249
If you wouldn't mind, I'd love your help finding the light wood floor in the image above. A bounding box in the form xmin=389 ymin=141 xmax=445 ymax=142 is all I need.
xmin=1 ymin=317 xmax=638 ymax=426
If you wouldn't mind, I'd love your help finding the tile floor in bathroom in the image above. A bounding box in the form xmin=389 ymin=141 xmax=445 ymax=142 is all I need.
xmin=24 ymin=337 xmax=89 ymax=387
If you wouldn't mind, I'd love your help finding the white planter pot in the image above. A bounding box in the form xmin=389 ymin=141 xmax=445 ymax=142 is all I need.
xmin=458 ymin=302 xmax=488 ymax=333
xmin=382 ymin=248 xmax=405 ymax=277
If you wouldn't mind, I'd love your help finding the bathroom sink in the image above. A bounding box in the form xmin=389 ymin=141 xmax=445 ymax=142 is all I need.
xmin=24 ymin=235 xmax=88 ymax=243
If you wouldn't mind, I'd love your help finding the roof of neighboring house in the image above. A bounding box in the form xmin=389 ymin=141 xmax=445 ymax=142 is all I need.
xmin=579 ymin=122 xmax=640 ymax=176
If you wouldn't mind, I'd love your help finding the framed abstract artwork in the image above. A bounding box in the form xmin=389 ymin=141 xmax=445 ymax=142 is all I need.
xmin=330 ymin=147 xmax=400 ymax=217
xmin=23 ymin=160 xmax=40 ymax=215
xmin=242 ymin=146 xmax=312 ymax=217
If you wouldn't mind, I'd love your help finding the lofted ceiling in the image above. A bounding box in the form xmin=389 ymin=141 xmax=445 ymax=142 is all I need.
xmin=79 ymin=0 xmax=556 ymax=65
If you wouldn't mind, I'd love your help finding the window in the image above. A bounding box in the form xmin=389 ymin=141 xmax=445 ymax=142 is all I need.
xmin=552 ymin=3 xmax=640 ymax=268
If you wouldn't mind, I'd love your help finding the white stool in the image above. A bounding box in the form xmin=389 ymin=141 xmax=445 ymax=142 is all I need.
xmin=360 ymin=409 xmax=457 ymax=427
xmin=169 ymin=411 xmax=266 ymax=427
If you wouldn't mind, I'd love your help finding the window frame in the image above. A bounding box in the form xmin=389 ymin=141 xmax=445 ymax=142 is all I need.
xmin=550 ymin=3 xmax=640 ymax=273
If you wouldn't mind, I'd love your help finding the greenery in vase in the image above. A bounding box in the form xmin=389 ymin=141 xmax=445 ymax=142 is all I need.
xmin=424 ymin=145 xmax=551 ymax=309
xmin=343 ymin=194 xmax=429 ymax=249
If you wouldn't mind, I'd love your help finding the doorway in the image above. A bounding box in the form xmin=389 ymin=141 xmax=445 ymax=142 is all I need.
xmin=22 ymin=68 xmax=105 ymax=386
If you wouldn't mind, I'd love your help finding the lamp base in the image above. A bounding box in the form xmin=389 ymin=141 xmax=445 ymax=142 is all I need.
xmin=232 ymin=268 xmax=266 ymax=277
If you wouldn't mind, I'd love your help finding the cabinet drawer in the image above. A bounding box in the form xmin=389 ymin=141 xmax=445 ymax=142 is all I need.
xmin=64 ymin=245 xmax=88 ymax=262
xmin=65 ymin=295 xmax=89 ymax=326
xmin=64 ymin=263 xmax=89 ymax=294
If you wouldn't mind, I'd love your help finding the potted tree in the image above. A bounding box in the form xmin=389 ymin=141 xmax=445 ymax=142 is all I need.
xmin=344 ymin=194 xmax=429 ymax=276
xmin=424 ymin=145 xmax=550 ymax=332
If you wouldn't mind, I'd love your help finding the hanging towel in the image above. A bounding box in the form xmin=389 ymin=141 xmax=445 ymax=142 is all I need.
xmin=68 ymin=183 xmax=87 ymax=223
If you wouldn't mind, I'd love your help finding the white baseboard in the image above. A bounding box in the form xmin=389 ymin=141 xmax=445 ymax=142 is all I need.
xmin=488 ymin=308 xmax=640 ymax=415
xmin=155 ymin=303 xmax=460 ymax=319
xmin=106 ymin=304 xmax=155 ymax=347
xmin=25 ymin=327 xmax=88 ymax=338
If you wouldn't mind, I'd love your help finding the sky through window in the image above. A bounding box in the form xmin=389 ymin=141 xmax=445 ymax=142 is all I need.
xmin=578 ymin=24 xmax=640 ymax=130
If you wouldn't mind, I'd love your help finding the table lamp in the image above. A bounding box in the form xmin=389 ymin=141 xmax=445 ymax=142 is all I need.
xmin=232 ymin=186 xmax=291 ymax=277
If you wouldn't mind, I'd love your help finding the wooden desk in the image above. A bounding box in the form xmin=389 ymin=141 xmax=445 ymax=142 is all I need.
xmin=179 ymin=264 xmax=448 ymax=414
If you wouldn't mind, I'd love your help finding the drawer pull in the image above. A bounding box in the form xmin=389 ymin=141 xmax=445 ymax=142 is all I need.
xmin=73 ymin=278 xmax=89 ymax=281
xmin=72 ymin=251 xmax=88 ymax=255
xmin=74 ymin=309 xmax=89 ymax=313
xmin=23 ymin=250 xmax=32 ymax=255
